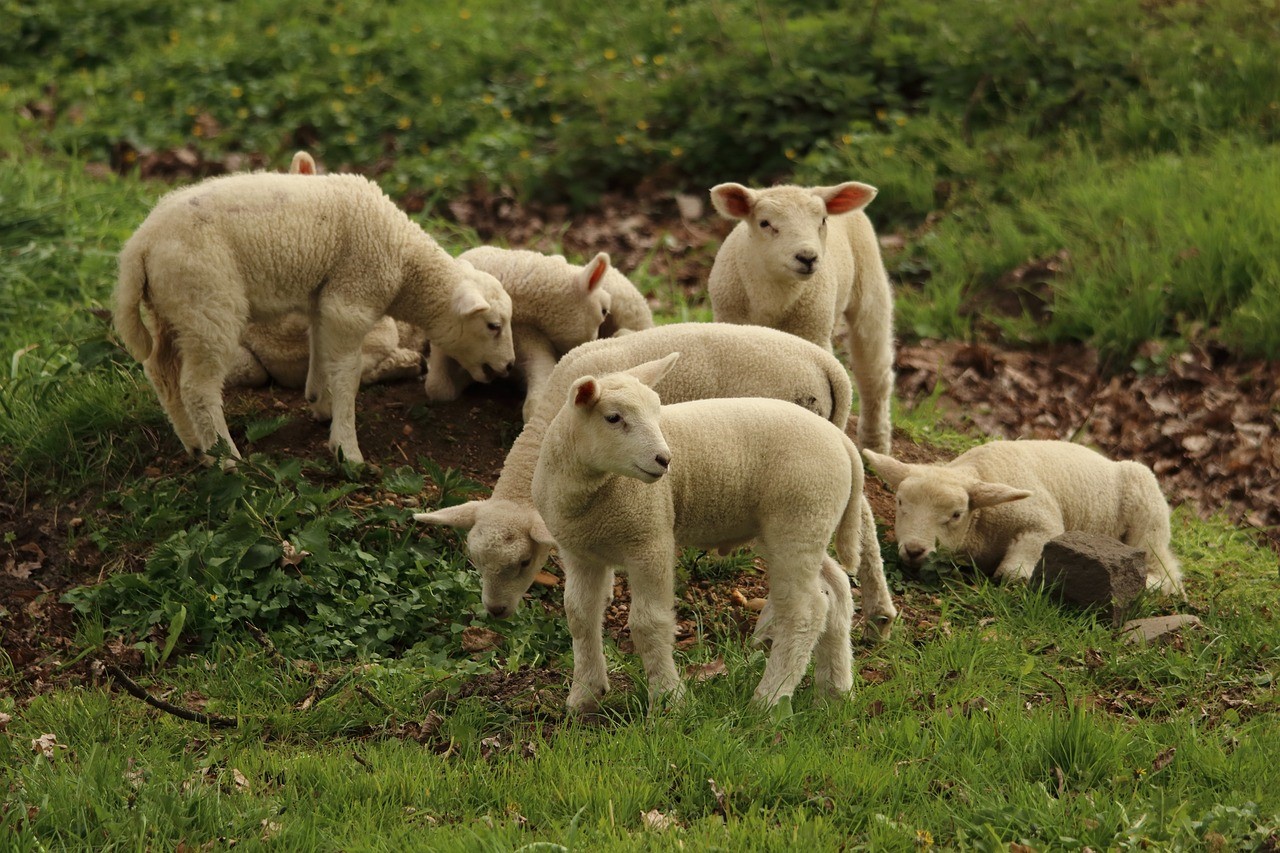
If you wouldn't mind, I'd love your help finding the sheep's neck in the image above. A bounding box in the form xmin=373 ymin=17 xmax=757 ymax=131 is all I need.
xmin=386 ymin=242 xmax=453 ymax=335
xmin=538 ymin=433 xmax=616 ymax=520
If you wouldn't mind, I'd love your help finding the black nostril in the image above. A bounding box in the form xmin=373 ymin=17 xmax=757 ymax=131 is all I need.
xmin=796 ymin=252 xmax=817 ymax=267
xmin=655 ymin=454 xmax=670 ymax=469
xmin=903 ymin=545 xmax=925 ymax=560
xmin=486 ymin=605 xmax=509 ymax=619
xmin=506 ymin=360 xmax=515 ymax=373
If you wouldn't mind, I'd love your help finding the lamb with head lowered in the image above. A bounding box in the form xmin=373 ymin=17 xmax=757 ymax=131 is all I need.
xmin=113 ymin=171 xmax=514 ymax=464
xmin=413 ymin=323 xmax=898 ymax=640
xmin=530 ymin=353 xmax=893 ymax=712
xmin=707 ymin=181 xmax=895 ymax=454
xmin=863 ymin=440 xmax=1184 ymax=595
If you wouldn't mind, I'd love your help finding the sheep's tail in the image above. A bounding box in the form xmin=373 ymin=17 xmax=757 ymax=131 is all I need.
xmin=114 ymin=241 xmax=153 ymax=361
xmin=821 ymin=350 xmax=854 ymax=431
xmin=833 ymin=437 xmax=865 ymax=572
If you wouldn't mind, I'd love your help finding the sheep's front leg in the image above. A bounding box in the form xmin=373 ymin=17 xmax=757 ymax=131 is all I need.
xmin=843 ymin=274 xmax=894 ymax=455
xmin=563 ymin=553 xmax=614 ymax=713
xmin=316 ymin=304 xmax=374 ymax=464
xmin=856 ymin=498 xmax=898 ymax=641
xmin=424 ymin=347 xmax=471 ymax=402
xmin=753 ymin=545 xmax=828 ymax=706
xmin=812 ymin=556 xmax=854 ymax=698
xmin=993 ymin=529 xmax=1056 ymax=584
xmin=515 ymin=329 xmax=559 ymax=422
xmin=625 ymin=551 xmax=684 ymax=708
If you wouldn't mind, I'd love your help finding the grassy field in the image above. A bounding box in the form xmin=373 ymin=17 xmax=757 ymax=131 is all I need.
xmin=2 ymin=0 xmax=1279 ymax=848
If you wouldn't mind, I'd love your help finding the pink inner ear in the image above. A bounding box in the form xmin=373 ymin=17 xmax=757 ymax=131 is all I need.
xmin=825 ymin=185 xmax=873 ymax=215
xmin=300 ymin=161 xmax=314 ymax=174
xmin=574 ymin=380 xmax=597 ymax=407
xmin=587 ymin=258 xmax=607 ymax=289
xmin=716 ymin=186 xmax=753 ymax=219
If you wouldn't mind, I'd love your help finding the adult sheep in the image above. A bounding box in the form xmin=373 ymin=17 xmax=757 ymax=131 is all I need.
xmin=531 ymin=354 xmax=883 ymax=711
xmin=114 ymin=172 xmax=515 ymax=464
xmin=414 ymin=322 xmax=898 ymax=640
xmin=707 ymin=181 xmax=895 ymax=455
xmin=863 ymin=441 xmax=1184 ymax=594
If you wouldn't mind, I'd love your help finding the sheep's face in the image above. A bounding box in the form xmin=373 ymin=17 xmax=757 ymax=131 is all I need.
xmin=434 ymin=263 xmax=516 ymax=383
xmin=547 ymin=252 xmax=613 ymax=353
xmin=413 ymin=498 xmax=555 ymax=618
xmin=566 ymin=354 xmax=680 ymax=483
xmin=710 ymin=182 xmax=877 ymax=283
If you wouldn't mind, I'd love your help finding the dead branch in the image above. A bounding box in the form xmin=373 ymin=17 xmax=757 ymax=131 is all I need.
xmin=103 ymin=662 xmax=237 ymax=728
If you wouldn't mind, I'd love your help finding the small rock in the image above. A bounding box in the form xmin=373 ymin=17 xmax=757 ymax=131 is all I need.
xmin=1030 ymin=531 xmax=1146 ymax=625
xmin=1120 ymin=614 xmax=1204 ymax=645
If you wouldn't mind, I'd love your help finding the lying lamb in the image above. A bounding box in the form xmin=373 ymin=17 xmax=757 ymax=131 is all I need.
xmin=114 ymin=172 xmax=515 ymax=464
xmin=414 ymin=322 xmax=898 ymax=641
xmin=863 ymin=441 xmax=1184 ymax=594
xmin=531 ymin=354 xmax=883 ymax=711
xmin=225 ymin=151 xmax=430 ymax=391
xmin=707 ymin=181 xmax=895 ymax=454
xmin=437 ymin=247 xmax=635 ymax=420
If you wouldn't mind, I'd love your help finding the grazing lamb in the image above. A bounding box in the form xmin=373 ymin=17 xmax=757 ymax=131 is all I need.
xmin=114 ymin=172 xmax=515 ymax=464
xmin=531 ymin=354 xmax=883 ymax=711
xmin=434 ymin=247 xmax=614 ymax=420
xmin=225 ymin=151 xmax=429 ymax=391
xmin=863 ymin=441 xmax=1184 ymax=594
xmin=707 ymin=181 xmax=895 ymax=455
xmin=413 ymin=323 xmax=898 ymax=641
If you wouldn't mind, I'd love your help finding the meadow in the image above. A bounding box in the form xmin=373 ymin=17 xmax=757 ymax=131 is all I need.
xmin=2 ymin=0 xmax=1278 ymax=848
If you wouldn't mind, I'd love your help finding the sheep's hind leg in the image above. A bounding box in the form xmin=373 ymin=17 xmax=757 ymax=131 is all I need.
xmin=752 ymin=545 xmax=828 ymax=706
xmin=178 ymin=343 xmax=240 ymax=464
xmin=811 ymin=556 xmax=854 ymax=698
xmin=625 ymin=550 xmax=684 ymax=709
xmin=306 ymin=314 xmax=333 ymax=423
xmin=563 ymin=553 xmax=614 ymax=713
xmin=143 ymin=320 xmax=201 ymax=455
xmin=318 ymin=307 xmax=375 ymax=464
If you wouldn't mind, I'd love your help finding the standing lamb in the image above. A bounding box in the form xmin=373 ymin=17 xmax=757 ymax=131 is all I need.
xmin=114 ymin=172 xmax=515 ymax=464
xmin=431 ymin=247 xmax=632 ymax=420
xmin=414 ymin=322 xmax=898 ymax=641
xmin=225 ymin=151 xmax=430 ymax=391
xmin=531 ymin=354 xmax=880 ymax=711
xmin=863 ymin=441 xmax=1184 ymax=594
xmin=707 ymin=181 xmax=895 ymax=455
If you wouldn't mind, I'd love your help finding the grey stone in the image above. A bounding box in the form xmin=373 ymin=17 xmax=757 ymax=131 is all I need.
xmin=1030 ymin=530 xmax=1146 ymax=625
xmin=1120 ymin=614 xmax=1204 ymax=645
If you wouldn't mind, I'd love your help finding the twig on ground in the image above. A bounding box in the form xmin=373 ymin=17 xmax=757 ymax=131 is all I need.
xmin=244 ymin=621 xmax=287 ymax=667
xmin=103 ymin=662 xmax=237 ymax=728
xmin=355 ymin=683 xmax=398 ymax=718
xmin=1043 ymin=670 xmax=1071 ymax=709
xmin=352 ymin=751 xmax=373 ymax=772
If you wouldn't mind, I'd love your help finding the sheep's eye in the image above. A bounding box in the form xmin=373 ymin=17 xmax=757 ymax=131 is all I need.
xmin=602 ymin=307 xmax=610 ymax=317
xmin=604 ymin=413 xmax=622 ymax=424
xmin=519 ymin=558 xmax=531 ymax=569
xmin=950 ymin=510 xmax=962 ymax=521
xmin=759 ymin=219 xmax=771 ymax=229
xmin=487 ymin=321 xmax=502 ymax=332
xmin=821 ymin=216 xmax=828 ymax=226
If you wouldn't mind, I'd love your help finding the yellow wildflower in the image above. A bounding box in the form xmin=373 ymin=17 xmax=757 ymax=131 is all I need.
xmin=330 ymin=99 xmax=346 ymax=113
xmin=345 ymin=44 xmax=358 ymax=56
xmin=519 ymin=149 xmax=531 ymax=160
xmin=603 ymin=48 xmax=617 ymax=60
xmin=500 ymin=108 xmax=512 ymax=120
xmin=265 ymin=25 xmax=278 ymax=37
xmin=615 ymin=134 xmax=627 ymax=145
xmin=883 ymin=146 xmax=895 ymax=157
xmin=671 ymin=24 xmax=683 ymax=35
xmin=131 ymin=90 xmax=145 ymax=102
xmin=875 ymin=108 xmax=887 ymax=120
xmin=636 ymin=119 xmax=649 ymax=131
xmin=397 ymin=116 xmax=412 ymax=129
xmin=482 ymin=92 xmax=495 ymax=104
xmin=329 ymin=43 xmax=340 ymax=55
xmin=550 ymin=113 xmax=562 ymax=124
xmin=896 ymin=115 xmax=907 ymax=127
xmin=185 ymin=105 xmax=198 ymax=116
xmin=432 ymin=94 xmax=443 ymax=107
xmin=230 ymin=86 xmax=243 ymax=98
xmin=670 ymin=145 xmax=683 ymax=157
xmin=346 ymin=131 xmax=357 ymax=143
xmin=534 ymin=74 xmax=547 ymax=88
xmin=419 ymin=143 xmax=430 ymax=155
xmin=632 ymin=55 xmax=645 ymax=66
xmin=434 ymin=174 xmax=444 ymax=186
xmin=785 ymin=148 xmax=797 ymax=160
xmin=459 ymin=8 xmax=471 ymax=19
xmin=841 ymin=134 xmax=853 ymax=144
xmin=236 ymin=107 xmax=248 ymax=119
xmin=653 ymin=55 xmax=666 ymax=66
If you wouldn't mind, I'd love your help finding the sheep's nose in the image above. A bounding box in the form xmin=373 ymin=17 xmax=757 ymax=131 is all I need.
xmin=505 ymin=360 xmax=516 ymax=375
xmin=655 ymin=453 xmax=670 ymax=470
xmin=902 ymin=544 xmax=926 ymax=562
xmin=486 ymin=603 xmax=511 ymax=619
xmin=795 ymin=251 xmax=818 ymax=270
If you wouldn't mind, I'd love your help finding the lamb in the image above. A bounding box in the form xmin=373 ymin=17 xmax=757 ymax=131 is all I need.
xmin=413 ymin=322 xmax=898 ymax=641
xmin=862 ymin=440 xmax=1184 ymax=595
xmin=707 ymin=181 xmax=895 ymax=455
xmin=530 ymin=354 xmax=886 ymax=711
xmin=225 ymin=152 xmax=430 ymax=391
xmin=114 ymin=171 xmax=515 ymax=464
xmin=430 ymin=247 xmax=626 ymax=420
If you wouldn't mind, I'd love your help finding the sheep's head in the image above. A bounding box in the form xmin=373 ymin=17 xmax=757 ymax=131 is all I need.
xmin=564 ymin=353 xmax=679 ymax=483
xmin=413 ymin=498 xmax=556 ymax=619
xmin=548 ymin=252 xmax=614 ymax=353
xmin=710 ymin=182 xmax=877 ymax=283
xmin=862 ymin=450 xmax=1031 ymax=569
xmin=434 ymin=261 xmax=516 ymax=383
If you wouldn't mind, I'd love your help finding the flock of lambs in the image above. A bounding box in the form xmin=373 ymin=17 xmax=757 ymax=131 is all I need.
xmin=111 ymin=154 xmax=1185 ymax=711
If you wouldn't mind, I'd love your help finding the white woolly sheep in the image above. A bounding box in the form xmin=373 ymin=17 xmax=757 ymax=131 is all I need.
xmin=530 ymin=354 xmax=889 ymax=711
xmin=434 ymin=247 xmax=615 ymax=420
xmin=224 ymin=152 xmax=430 ymax=391
xmin=114 ymin=171 xmax=515 ymax=464
xmin=413 ymin=322 xmax=899 ymax=640
xmin=707 ymin=181 xmax=895 ymax=454
xmin=863 ymin=440 xmax=1184 ymax=595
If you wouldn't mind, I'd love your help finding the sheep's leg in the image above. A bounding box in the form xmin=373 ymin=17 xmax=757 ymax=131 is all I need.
xmin=842 ymin=302 xmax=894 ymax=456
xmin=177 ymin=341 xmax=239 ymax=463
xmin=856 ymin=497 xmax=898 ymax=641
xmin=993 ymin=530 xmax=1056 ymax=583
xmin=143 ymin=321 xmax=201 ymax=455
xmin=318 ymin=309 xmax=373 ymax=465
xmin=811 ymin=556 xmax=854 ymax=698
xmin=424 ymin=347 xmax=471 ymax=402
xmin=306 ymin=315 xmax=334 ymax=423
xmin=625 ymin=552 xmax=684 ymax=708
xmin=752 ymin=545 xmax=828 ymax=706
xmin=563 ymin=553 xmax=614 ymax=713
xmin=514 ymin=328 xmax=559 ymax=422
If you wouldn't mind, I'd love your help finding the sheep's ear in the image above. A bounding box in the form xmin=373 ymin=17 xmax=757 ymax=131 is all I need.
xmin=413 ymin=501 xmax=482 ymax=530
xmin=529 ymin=514 xmax=556 ymax=547
xmin=571 ymin=376 xmax=600 ymax=408
xmin=862 ymin=449 xmax=911 ymax=489
xmin=967 ymin=481 xmax=1033 ymax=509
xmin=710 ymin=183 xmax=756 ymax=220
xmin=577 ymin=252 xmax=611 ymax=293
xmin=625 ymin=352 xmax=679 ymax=389
xmin=452 ymin=283 xmax=490 ymax=317
xmin=816 ymin=182 xmax=877 ymax=215
xmin=290 ymin=151 xmax=317 ymax=175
